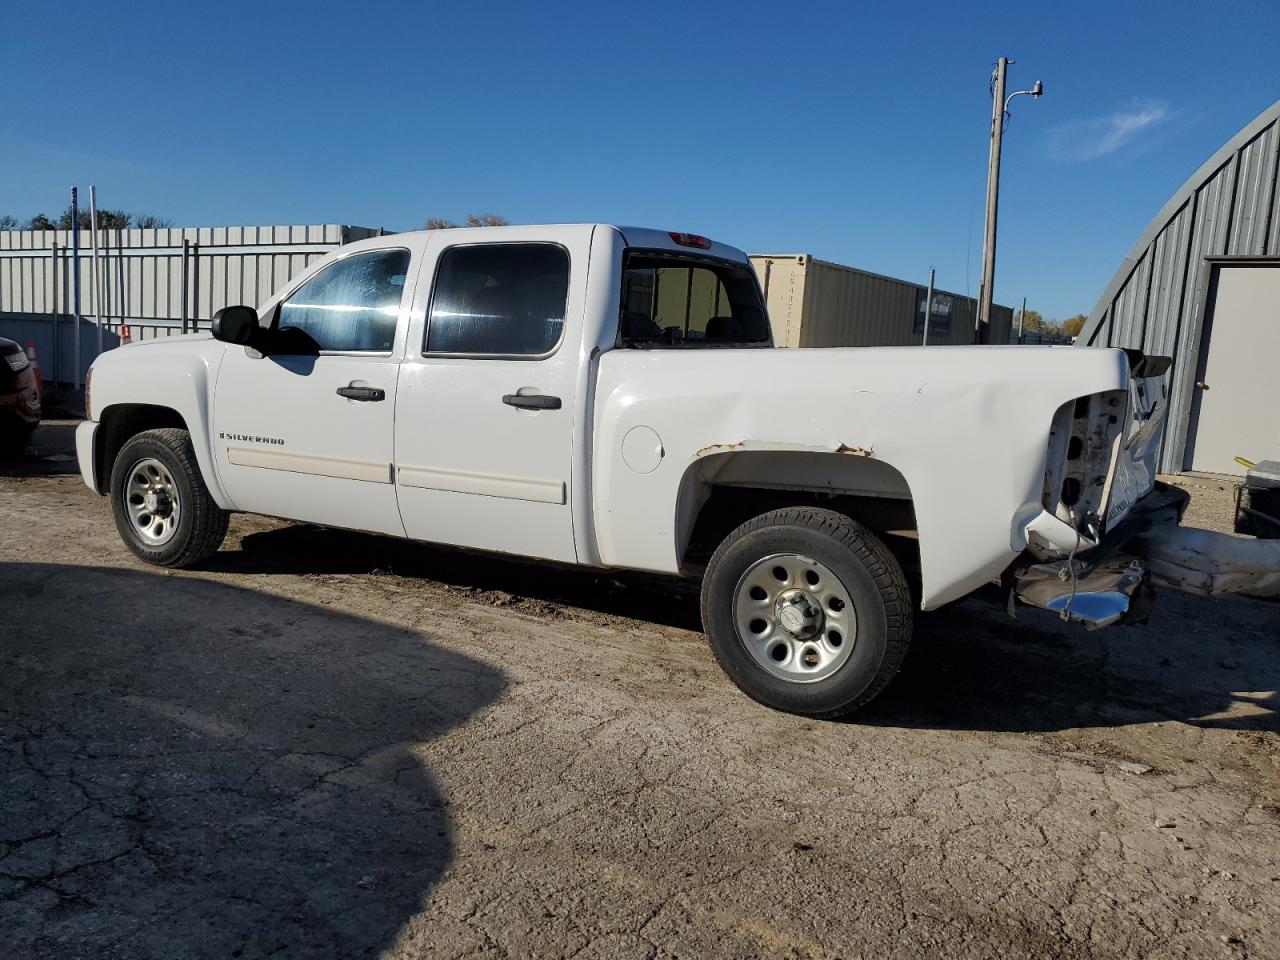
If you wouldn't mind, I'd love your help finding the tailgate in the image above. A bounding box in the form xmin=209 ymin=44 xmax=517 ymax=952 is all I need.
xmin=1101 ymin=352 xmax=1171 ymax=532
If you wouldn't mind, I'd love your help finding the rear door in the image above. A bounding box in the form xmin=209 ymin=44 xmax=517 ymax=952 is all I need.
xmin=393 ymin=228 xmax=591 ymax=562
xmin=212 ymin=245 xmax=418 ymax=536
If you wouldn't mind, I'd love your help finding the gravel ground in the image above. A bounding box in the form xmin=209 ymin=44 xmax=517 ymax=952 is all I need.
xmin=1163 ymin=475 xmax=1243 ymax=536
xmin=2 ymin=422 xmax=1278 ymax=959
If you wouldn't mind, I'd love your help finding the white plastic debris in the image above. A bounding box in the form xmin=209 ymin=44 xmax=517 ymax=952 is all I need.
xmin=1133 ymin=526 xmax=1280 ymax=599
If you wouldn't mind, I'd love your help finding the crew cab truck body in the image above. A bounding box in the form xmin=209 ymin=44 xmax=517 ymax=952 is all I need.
xmin=77 ymin=224 xmax=1191 ymax=717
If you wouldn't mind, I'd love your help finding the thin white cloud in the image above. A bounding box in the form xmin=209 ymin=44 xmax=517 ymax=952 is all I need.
xmin=1047 ymin=99 xmax=1171 ymax=162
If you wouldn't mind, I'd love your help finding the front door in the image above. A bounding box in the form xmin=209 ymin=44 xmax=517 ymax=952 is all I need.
xmin=394 ymin=231 xmax=589 ymax=562
xmin=212 ymin=246 xmax=415 ymax=536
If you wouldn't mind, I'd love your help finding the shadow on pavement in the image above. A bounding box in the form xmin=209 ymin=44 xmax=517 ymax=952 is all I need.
xmin=0 ymin=562 xmax=506 ymax=959
xmin=213 ymin=523 xmax=704 ymax=632
xmin=211 ymin=523 xmax=1278 ymax=737
xmin=861 ymin=588 xmax=1279 ymax=734
xmin=0 ymin=420 xmax=81 ymax=477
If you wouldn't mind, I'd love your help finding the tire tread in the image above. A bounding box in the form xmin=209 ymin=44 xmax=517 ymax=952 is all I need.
xmin=111 ymin=428 xmax=229 ymax=568
xmin=701 ymin=506 xmax=912 ymax=719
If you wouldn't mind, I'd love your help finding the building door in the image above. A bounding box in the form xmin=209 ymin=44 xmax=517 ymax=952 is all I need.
xmin=1187 ymin=263 xmax=1280 ymax=474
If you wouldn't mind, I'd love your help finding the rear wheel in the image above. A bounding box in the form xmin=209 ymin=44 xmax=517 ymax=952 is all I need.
xmin=701 ymin=507 xmax=912 ymax=718
xmin=110 ymin=428 xmax=229 ymax=567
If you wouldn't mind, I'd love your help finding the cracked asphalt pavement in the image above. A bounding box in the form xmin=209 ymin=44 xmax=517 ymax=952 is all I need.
xmin=2 ymin=423 xmax=1279 ymax=958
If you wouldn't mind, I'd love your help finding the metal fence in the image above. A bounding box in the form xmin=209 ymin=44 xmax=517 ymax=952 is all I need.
xmin=0 ymin=224 xmax=378 ymax=385
xmin=1013 ymin=330 xmax=1075 ymax=345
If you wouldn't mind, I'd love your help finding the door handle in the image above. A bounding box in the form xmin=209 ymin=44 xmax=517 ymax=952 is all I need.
xmin=337 ymin=385 xmax=386 ymax=402
xmin=1195 ymin=381 xmax=1210 ymax=391
xmin=502 ymin=393 xmax=561 ymax=410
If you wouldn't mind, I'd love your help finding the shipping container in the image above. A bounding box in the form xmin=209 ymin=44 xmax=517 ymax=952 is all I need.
xmin=749 ymin=254 xmax=1013 ymax=348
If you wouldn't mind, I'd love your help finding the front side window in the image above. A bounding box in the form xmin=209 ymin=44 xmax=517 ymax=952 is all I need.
xmin=426 ymin=244 xmax=569 ymax=356
xmin=619 ymin=252 xmax=770 ymax=346
xmin=276 ymin=248 xmax=410 ymax=353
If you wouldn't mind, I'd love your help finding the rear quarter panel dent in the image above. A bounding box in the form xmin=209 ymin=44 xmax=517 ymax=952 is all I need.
xmin=592 ymin=346 xmax=1131 ymax=609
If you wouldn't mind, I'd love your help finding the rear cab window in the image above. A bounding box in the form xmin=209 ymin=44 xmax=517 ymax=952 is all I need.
xmin=619 ymin=251 xmax=771 ymax=347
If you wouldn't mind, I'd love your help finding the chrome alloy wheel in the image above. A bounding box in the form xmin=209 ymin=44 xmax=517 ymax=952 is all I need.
xmin=732 ymin=553 xmax=857 ymax=683
xmin=124 ymin=457 xmax=182 ymax=546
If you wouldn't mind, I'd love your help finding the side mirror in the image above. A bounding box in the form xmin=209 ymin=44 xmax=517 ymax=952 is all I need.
xmin=211 ymin=305 xmax=261 ymax=346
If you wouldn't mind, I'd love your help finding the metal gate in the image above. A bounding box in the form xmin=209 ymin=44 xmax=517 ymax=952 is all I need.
xmin=0 ymin=224 xmax=378 ymax=386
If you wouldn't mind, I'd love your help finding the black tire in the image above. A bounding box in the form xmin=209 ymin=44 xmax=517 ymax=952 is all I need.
xmin=700 ymin=507 xmax=912 ymax=719
xmin=110 ymin=428 xmax=229 ymax=568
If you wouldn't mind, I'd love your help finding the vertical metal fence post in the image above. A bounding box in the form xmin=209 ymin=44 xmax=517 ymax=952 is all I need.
xmin=89 ymin=186 xmax=103 ymax=356
xmin=62 ymin=242 xmax=70 ymax=384
xmin=191 ymin=241 xmax=200 ymax=331
xmin=71 ymin=187 xmax=81 ymax=389
xmin=922 ymin=267 xmax=935 ymax=347
xmin=116 ymin=227 xmax=125 ymax=336
xmin=181 ymin=238 xmax=190 ymax=334
xmin=50 ymin=241 xmax=60 ymax=386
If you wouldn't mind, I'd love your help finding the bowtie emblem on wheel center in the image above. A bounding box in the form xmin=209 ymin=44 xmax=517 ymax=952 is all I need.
xmin=775 ymin=589 xmax=822 ymax=639
xmin=143 ymin=488 xmax=171 ymax=516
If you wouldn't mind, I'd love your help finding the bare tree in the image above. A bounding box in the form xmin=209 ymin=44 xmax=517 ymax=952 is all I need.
xmin=425 ymin=214 xmax=510 ymax=229
xmin=0 ymin=206 xmax=178 ymax=231
xmin=56 ymin=207 xmax=172 ymax=230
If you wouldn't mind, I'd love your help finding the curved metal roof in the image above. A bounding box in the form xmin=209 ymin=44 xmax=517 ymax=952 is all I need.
xmin=1077 ymin=99 xmax=1280 ymax=471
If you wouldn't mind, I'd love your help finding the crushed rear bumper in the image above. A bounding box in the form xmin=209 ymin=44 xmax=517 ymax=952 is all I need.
xmin=1010 ymin=483 xmax=1189 ymax=629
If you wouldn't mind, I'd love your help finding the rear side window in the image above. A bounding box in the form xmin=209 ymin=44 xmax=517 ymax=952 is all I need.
xmin=620 ymin=252 xmax=770 ymax=346
xmin=426 ymin=244 xmax=569 ymax=356
xmin=276 ymin=248 xmax=410 ymax=353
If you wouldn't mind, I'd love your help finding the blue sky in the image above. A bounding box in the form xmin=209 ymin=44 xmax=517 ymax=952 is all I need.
xmin=3 ymin=0 xmax=1277 ymax=318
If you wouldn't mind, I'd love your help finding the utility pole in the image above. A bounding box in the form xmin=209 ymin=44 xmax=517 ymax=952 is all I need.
xmin=977 ymin=59 xmax=1043 ymax=344
xmin=977 ymin=58 xmax=1009 ymax=344
xmin=1018 ymin=295 xmax=1027 ymax=343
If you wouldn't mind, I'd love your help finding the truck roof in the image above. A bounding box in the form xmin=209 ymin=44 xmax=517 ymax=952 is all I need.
xmin=352 ymin=224 xmax=751 ymax=265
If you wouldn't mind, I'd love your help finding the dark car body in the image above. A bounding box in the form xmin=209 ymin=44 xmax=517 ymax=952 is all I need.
xmin=0 ymin=336 xmax=41 ymax=455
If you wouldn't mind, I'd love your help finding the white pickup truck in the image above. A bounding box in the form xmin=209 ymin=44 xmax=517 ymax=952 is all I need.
xmin=77 ymin=224 xmax=1195 ymax=717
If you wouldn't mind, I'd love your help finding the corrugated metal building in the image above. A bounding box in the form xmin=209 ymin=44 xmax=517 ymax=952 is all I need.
xmin=1078 ymin=99 xmax=1280 ymax=475
xmin=750 ymin=254 xmax=1013 ymax=347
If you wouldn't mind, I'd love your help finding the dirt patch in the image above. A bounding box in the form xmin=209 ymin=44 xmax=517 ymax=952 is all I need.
xmin=1164 ymin=473 xmax=1244 ymax=536
xmin=3 ymin=470 xmax=1278 ymax=959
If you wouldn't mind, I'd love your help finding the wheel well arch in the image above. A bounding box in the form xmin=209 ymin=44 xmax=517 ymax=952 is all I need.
xmin=93 ymin=403 xmax=189 ymax=494
xmin=675 ymin=450 xmax=921 ymax=598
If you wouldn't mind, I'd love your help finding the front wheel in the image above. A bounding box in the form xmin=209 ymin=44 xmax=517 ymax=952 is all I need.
xmin=700 ymin=507 xmax=913 ymax=718
xmin=110 ymin=428 xmax=229 ymax=567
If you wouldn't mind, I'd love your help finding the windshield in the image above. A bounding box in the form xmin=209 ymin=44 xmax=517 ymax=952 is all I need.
xmin=619 ymin=251 xmax=771 ymax=347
